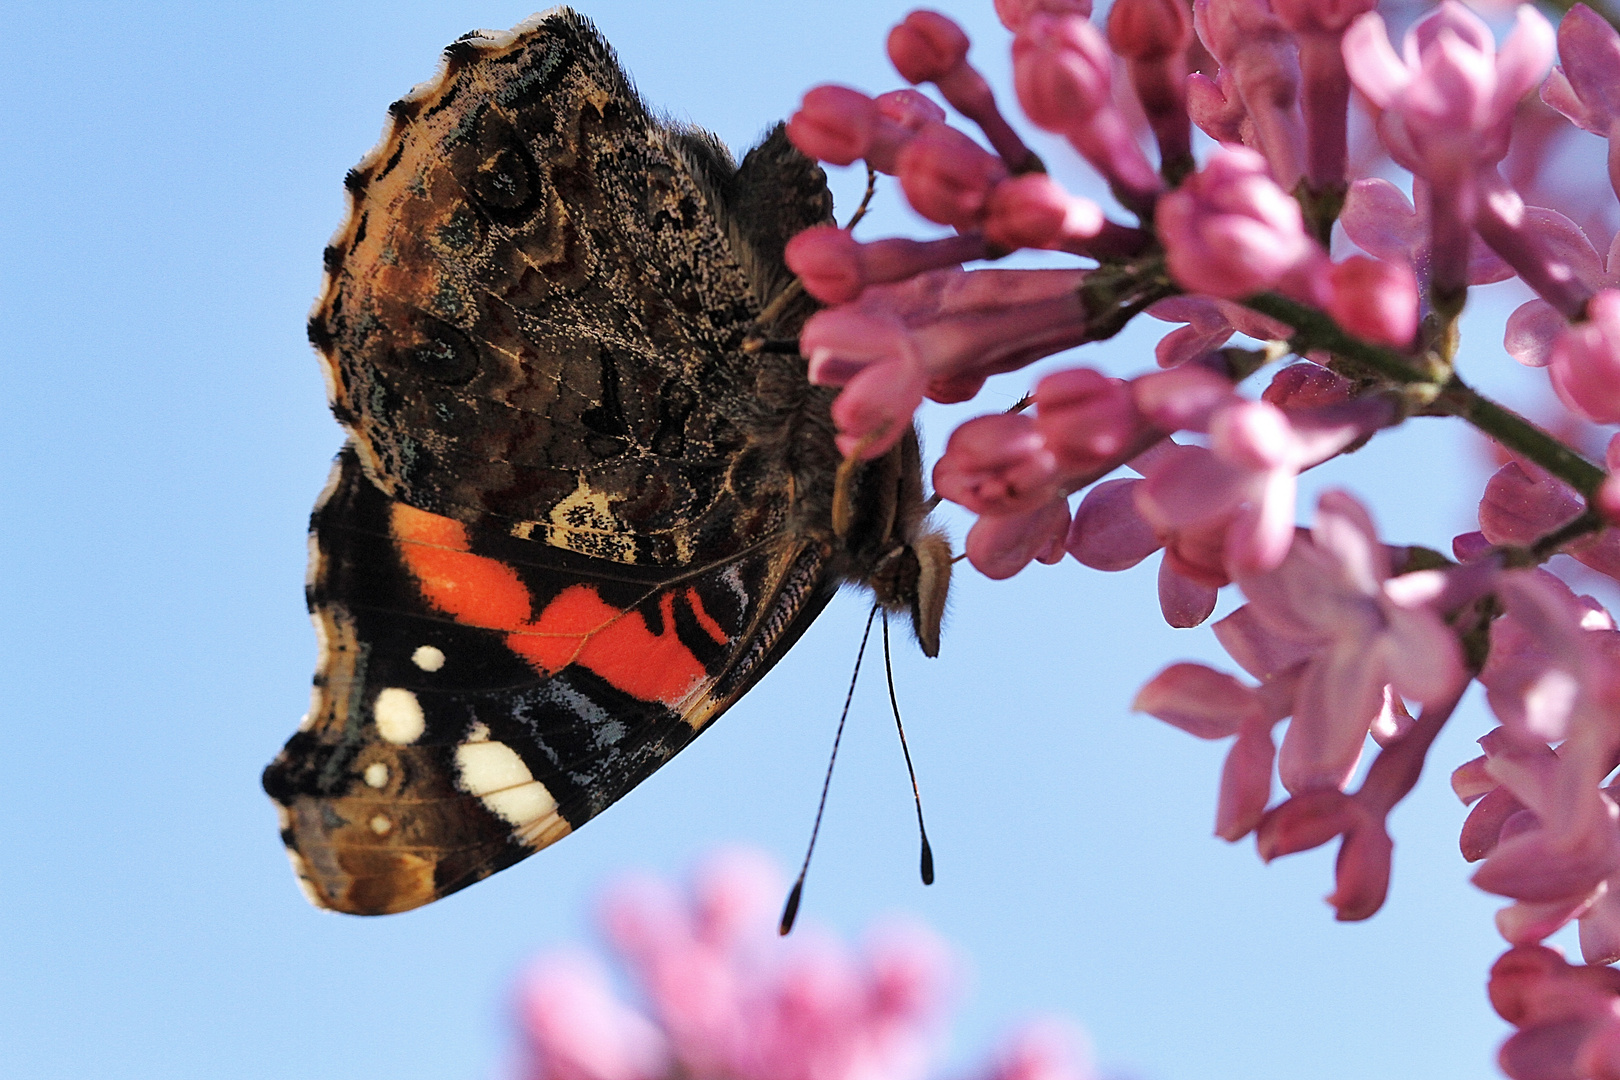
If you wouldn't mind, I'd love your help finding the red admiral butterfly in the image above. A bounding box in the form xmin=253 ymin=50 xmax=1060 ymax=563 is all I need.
xmin=264 ymin=8 xmax=951 ymax=915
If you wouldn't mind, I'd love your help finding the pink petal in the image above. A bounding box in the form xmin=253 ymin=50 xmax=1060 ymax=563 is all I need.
xmin=1505 ymin=299 xmax=1567 ymax=367
xmin=1491 ymin=6 xmax=1558 ymax=122
xmin=1581 ymin=885 xmax=1620 ymax=965
xmin=1213 ymin=603 xmax=1322 ymax=678
xmin=1341 ymin=12 xmax=1410 ymax=110
xmin=965 ymin=500 xmax=1072 ymax=579
xmin=1067 ymin=478 xmax=1162 ymax=570
xmin=1217 ymin=724 xmax=1278 ymax=840
xmin=1158 ymin=559 xmax=1221 ymax=627
xmin=1280 ymin=636 xmax=1381 ymax=792
xmin=1133 ymin=661 xmax=1261 ymax=738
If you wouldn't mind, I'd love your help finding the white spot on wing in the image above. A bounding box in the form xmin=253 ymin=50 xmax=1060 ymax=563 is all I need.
xmin=369 ymin=814 xmax=393 ymax=835
xmin=455 ymin=740 xmax=558 ymax=827
xmin=363 ymin=762 xmax=390 ymax=788
xmin=412 ymin=645 xmax=446 ymax=672
xmin=374 ymin=687 xmax=425 ymax=744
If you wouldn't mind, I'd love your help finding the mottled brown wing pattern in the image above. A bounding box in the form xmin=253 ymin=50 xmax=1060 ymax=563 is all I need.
xmin=309 ymin=8 xmax=834 ymax=567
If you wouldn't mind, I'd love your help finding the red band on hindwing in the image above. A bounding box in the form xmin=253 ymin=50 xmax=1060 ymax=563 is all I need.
xmin=389 ymin=502 xmax=733 ymax=705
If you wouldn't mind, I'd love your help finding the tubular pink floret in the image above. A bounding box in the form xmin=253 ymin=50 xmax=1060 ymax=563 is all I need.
xmin=1107 ymin=0 xmax=1195 ymax=170
xmin=1107 ymin=0 xmax=1191 ymax=60
xmin=1033 ymin=368 xmax=1147 ymax=472
xmin=888 ymin=10 xmax=971 ymax=84
xmin=932 ymin=413 xmax=1061 ymax=515
xmin=801 ymin=268 xmax=1091 ymax=458
xmin=1012 ymin=14 xmax=1164 ymax=211
xmin=788 ymin=86 xmax=879 ymax=167
xmin=891 ymin=11 xmax=1043 ymax=173
xmin=875 ymin=88 xmax=948 ymax=130
xmin=1327 ymin=256 xmax=1418 ymax=347
xmin=1196 ymin=0 xmax=1307 ymax=190
xmin=786 ymin=227 xmax=990 ymax=305
xmin=1157 ymin=145 xmax=1329 ymax=302
xmin=789 ymin=86 xmax=938 ymax=174
xmin=896 ymin=125 xmax=1010 ymax=228
xmin=984 ymin=174 xmax=1110 ymax=253
xmin=964 ymin=499 xmax=1072 ymax=579
xmin=1551 ymin=290 xmax=1620 ymax=424
xmin=994 ymin=0 xmax=1093 ymax=32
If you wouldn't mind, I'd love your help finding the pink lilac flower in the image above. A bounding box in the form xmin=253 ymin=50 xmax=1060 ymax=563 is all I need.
xmin=897 ymin=124 xmax=1010 ymax=230
xmin=1325 ymin=255 xmax=1418 ymax=347
xmin=1156 ymin=145 xmax=1330 ymax=303
xmin=801 ymin=267 xmax=1090 ymax=458
xmin=787 ymin=227 xmax=992 ymax=306
xmin=1551 ymin=289 xmax=1620 ymax=423
xmin=935 ymin=368 xmax=1167 ymax=581
xmin=1461 ymin=572 xmax=1620 ymax=958
xmin=982 ymin=174 xmax=1141 ymax=257
xmin=528 ymin=850 xmax=956 ymax=1080
xmin=1339 ymin=177 xmax=1513 ymax=292
xmin=1232 ymin=490 xmax=1466 ymax=791
xmin=1134 ymin=388 xmax=1397 ymax=577
xmin=1145 ymin=294 xmax=1293 ymax=368
xmin=1066 ymin=474 xmax=1223 ymax=626
xmin=1342 ymin=2 xmax=1553 ymax=181
xmin=1542 ymin=4 xmax=1620 ymax=200
xmin=1186 ymin=63 xmax=1253 ymax=146
xmin=889 ymin=10 xmax=1041 ymax=174
xmin=1105 ymin=0 xmax=1195 ymax=172
xmin=1478 ymin=457 xmax=1620 ymax=582
xmin=516 ymin=951 xmax=668 ymax=1080
xmin=1343 ymin=2 xmax=1555 ymax=295
xmin=1502 ymin=215 xmax=1620 ymax=367
xmin=1490 ymin=944 xmax=1620 ymax=1080
xmin=1270 ymin=0 xmax=1377 ymax=189
xmin=788 ymin=87 xmax=946 ymax=173
xmin=1134 ymin=658 xmax=1299 ymax=838
xmin=1261 ymin=361 xmax=1358 ymax=410
xmin=515 ymin=851 xmax=1096 ymax=1080
xmin=1194 ymin=0 xmax=1307 ymax=190
xmin=1011 ymin=12 xmax=1164 ymax=213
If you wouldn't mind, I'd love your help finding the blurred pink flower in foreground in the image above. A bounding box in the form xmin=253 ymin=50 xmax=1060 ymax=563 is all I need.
xmin=514 ymin=851 xmax=1093 ymax=1080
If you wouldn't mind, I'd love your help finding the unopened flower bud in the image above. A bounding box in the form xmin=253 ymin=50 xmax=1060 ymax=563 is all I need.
xmin=1157 ymin=146 xmax=1323 ymax=300
xmin=1107 ymin=0 xmax=1192 ymax=61
xmin=1327 ymin=256 xmax=1418 ymax=347
xmin=994 ymin=0 xmax=1093 ymax=33
xmin=789 ymin=86 xmax=878 ymax=166
xmin=984 ymin=174 xmax=1105 ymax=251
xmin=1551 ymin=290 xmax=1620 ymax=423
xmin=889 ymin=10 xmax=970 ymax=84
xmin=897 ymin=125 xmax=1009 ymax=227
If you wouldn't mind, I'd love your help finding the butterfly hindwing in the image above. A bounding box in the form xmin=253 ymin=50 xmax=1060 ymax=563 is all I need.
xmin=265 ymin=446 xmax=837 ymax=914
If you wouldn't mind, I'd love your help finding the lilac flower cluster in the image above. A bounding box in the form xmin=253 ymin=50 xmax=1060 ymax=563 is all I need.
xmin=512 ymin=850 xmax=1091 ymax=1080
xmin=778 ymin=1 xmax=1620 ymax=1076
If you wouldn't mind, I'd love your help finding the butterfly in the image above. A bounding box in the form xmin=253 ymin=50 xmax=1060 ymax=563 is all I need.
xmin=263 ymin=7 xmax=951 ymax=915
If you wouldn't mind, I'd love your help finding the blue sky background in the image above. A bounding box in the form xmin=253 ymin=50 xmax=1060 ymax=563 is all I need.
xmin=1 ymin=2 xmax=1587 ymax=1078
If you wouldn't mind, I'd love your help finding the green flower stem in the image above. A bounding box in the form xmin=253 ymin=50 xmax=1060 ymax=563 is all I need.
xmin=1241 ymin=291 xmax=1607 ymax=500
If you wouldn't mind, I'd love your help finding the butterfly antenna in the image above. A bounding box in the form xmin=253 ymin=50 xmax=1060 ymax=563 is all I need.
xmin=781 ymin=602 xmax=880 ymax=935
xmin=882 ymin=609 xmax=935 ymax=886
xmin=842 ymin=163 xmax=879 ymax=232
